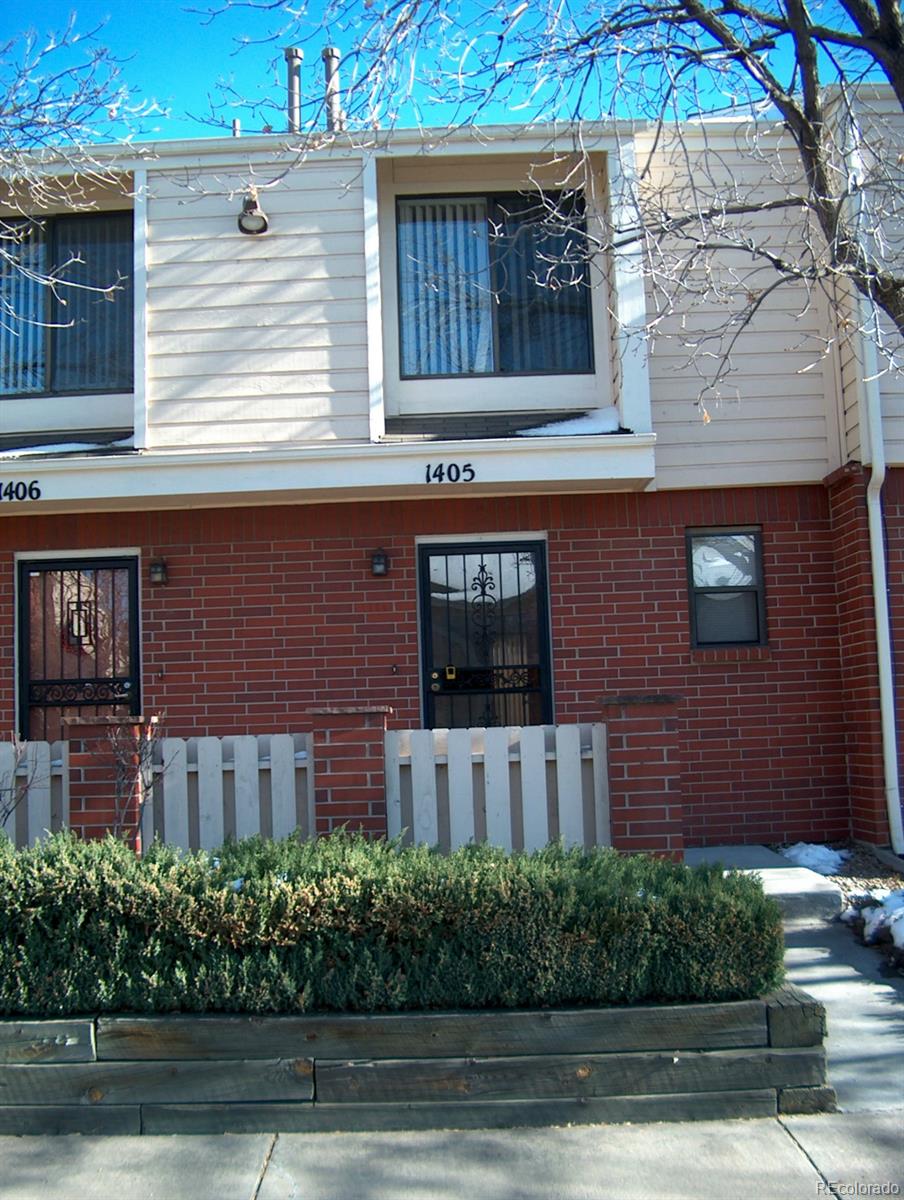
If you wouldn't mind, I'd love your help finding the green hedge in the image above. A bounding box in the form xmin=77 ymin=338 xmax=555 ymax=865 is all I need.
xmin=0 ymin=832 xmax=784 ymax=1016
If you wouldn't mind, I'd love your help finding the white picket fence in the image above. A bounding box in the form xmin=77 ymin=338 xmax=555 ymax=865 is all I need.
xmin=142 ymin=734 xmax=315 ymax=852
xmin=385 ymin=724 xmax=609 ymax=851
xmin=0 ymin=740 xmax=70 ymax=848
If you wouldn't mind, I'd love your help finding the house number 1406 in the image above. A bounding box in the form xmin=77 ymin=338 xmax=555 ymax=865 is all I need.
xmin=425 ymin=463 xmax=476 ymax=484
xmin=0 ymin=480 xmax=41 ymax=501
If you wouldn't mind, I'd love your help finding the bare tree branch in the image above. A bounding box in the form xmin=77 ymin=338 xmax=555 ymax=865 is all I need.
xmin=198 ymin=0 xmax=904 ymax=400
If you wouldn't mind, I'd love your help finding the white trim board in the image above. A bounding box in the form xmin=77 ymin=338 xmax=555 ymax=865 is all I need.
xmin=0 ymin=435 xmax=656 ymax=515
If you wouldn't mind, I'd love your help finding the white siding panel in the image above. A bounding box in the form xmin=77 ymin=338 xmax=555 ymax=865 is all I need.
xmin=151 ymin=346 xmax=366 ymax=378
xmin=150 ymin=300 xmax=362 ymax=333
xmin=879 ymin=321 xmax=904 ymax=466
xmin=150 ymin=371 xmax=369 ymax=402
xmin=638 ymin=125 xmax=842 ymax=486
xmin=149 ymin=253 xmax=364 ymax=287
xmin=150 ymin=277 xmax=363 ymax=311
xmin=145 ymin=161 xmax=369 ymax=450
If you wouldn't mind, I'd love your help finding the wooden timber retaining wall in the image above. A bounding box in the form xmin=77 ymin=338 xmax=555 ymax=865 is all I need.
xmin=0 ymin=985 xmax=835 ymax=1135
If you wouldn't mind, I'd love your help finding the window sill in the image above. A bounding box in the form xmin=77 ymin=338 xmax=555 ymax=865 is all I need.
xmin=691 ymin=645 xmax=772 ymax=664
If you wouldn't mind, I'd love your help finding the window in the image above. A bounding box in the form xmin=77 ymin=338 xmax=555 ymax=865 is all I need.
xmin=687 ymin=530 xmax=766 ymax=647
xmin=397 ymin=193 xmax=593 ymax=379
xmin=0 ymin=212 xmax=133 ymax=396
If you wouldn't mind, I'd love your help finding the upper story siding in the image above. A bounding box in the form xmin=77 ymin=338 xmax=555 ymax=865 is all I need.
xmin=145 ymin=155 xmax=370 ymax=449
xmin=828 ymin=91 xmax=904 ymax=470
xmin=9 ymin=110 xmax=904 ymax=498
xmin=635 ymin=124 xmax=845 ymax=489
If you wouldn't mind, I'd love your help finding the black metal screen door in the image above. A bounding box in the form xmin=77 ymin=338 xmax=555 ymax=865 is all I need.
xmin=419 ymin=542 xmax=553 ymax=729
xmin=17 ymin=558 xmax=140 ymax=741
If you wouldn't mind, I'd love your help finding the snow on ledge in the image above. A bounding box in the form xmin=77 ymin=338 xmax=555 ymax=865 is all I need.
xmin=0 ymin=437 xmax=134 ymax=460
xmin=517 ymin=407 xmax=620 ymax=437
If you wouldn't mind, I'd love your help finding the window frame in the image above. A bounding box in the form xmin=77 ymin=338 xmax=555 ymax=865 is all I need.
xmin=0 ymin=210 xmax=134 ymax=400
xmin=395 ymin=190 xmax=596 ymax=382
xmin=686 ymin=527 xmax=767 ymax=649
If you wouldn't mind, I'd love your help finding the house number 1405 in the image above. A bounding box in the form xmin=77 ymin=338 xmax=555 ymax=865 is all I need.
xmin=425 ymin=463 xmax=476 ymax=484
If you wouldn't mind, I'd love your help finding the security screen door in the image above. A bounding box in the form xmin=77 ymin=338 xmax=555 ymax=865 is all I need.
xmin=419 ymin=542 xmax=553 ymax=729
xmin=18 ymin=558 xmax=140 ymax=740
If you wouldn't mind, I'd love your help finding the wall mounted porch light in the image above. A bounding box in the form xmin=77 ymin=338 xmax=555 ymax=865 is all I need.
xmin=148 ymin=559 xmax=169 ymax=586
xmin=237 ymin=187 xmax=269 ymax=235
xmin=370 ymin=549 xmax=390 ymax=577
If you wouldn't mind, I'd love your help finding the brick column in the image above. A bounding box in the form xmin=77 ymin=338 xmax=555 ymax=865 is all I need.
xmin=826 ymin=465 xmax=888 ymax=843
xmin=307 ymin=706 xmax=393 ymax=837
xmin=63 ymin=716 xmax=147 ymax=849
xmin=601 ymin=693 xmax=684 ymax=859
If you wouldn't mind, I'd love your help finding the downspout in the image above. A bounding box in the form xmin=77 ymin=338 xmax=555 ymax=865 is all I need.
xmin=859 ymin=296 xmax=904 ymax=853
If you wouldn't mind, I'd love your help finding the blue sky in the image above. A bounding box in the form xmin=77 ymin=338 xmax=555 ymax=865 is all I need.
xmin=3 ymin=0 xmax=884 ymax=144
xmin=1 ymin=1 xmax=309 ymax=141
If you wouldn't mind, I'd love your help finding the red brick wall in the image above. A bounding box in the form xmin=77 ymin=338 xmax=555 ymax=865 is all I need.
xmin=881 ymin=467 xmax=904 ymax=837
xmin=0 ymin=484 xmax=859 ymax=847
xmin=826 ymin=467 xmax=888 ymax=843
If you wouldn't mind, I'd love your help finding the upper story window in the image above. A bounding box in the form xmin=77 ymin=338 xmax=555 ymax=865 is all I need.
xmin=687 ymin=529 xmax=766 ymax=647
xmin=0 ymin=211 xmax=133 ymax=397
xmin=397 ymin=192 xmax=593 ymax=379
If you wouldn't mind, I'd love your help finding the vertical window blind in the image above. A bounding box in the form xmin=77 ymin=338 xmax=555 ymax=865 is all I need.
xmin=397 ymin=193 xmax=593 ymax=378
xmin=0 ymin=212 xmax=133 ymax=396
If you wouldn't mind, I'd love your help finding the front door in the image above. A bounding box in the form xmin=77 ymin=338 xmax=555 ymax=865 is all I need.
xmin=17 ymin=558 xmax=140 ymax=740
xmin=419 ymin=541 xmax=553 ymax=729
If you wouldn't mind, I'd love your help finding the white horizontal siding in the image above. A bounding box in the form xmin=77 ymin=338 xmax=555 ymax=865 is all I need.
xmin=880 ymin=328 xmax=904 ymax=464
xmin=637 ymin=126 xmax=841 ymax=487
xmin=849 ymin=96 xmax=903 ymax=464
xmin=145 ymin=162 xmax=369 ymax=449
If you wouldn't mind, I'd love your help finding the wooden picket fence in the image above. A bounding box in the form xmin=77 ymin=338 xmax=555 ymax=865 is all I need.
xmin=0 ymin=740 xmax=70 ymax=848
xmin=385 ymin=724 xmax=609 ymax=851
xmin=141 ymin=734 xmax=316 ymax=852
xmin=3 ymin=725 xmax=611 ymax=856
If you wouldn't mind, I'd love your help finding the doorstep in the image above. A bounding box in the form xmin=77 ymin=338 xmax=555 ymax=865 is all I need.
xmin=684 ymin=846 xmax=844 ymax=923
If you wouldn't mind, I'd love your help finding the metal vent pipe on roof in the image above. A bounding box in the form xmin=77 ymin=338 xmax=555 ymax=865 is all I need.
xmin=322 ymin=46 xmax=344 ymax=132
xmin=284 ymin=46 xmax=303 ymax=133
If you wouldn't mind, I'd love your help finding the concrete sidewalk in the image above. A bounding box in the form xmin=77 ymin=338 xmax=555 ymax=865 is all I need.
xmin=1 ymin=1107 xmax=901 ymax=1200
xmin=687 ymin=842 xmax=904 ymax=1111
xmin=684 ymin=843 xmax=846 ymax=921
xmin=1 ymin=848 xmax=902 ymax=1200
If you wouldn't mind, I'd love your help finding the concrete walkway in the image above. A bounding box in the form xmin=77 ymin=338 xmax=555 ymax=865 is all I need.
xmin=1 ymin=847 xmax=902 ymax=1200
xmin=2 ymin=1107 xmax=900 ymax=1200
xmin=684 ymin=843 xmax=845 ymax=921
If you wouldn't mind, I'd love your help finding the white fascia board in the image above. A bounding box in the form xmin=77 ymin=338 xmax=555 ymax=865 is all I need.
xmin=608 ymin=140 xmax=653 ymax=436
xmin=0 ymin=435 xmax=655 ymax=515
xmin=362 ymin=157 xmax=385 ymax=442
xmin=132 ymin=169 xmax=149 ymax=449
xmin=25 ymin=121 xmax=637 ymax=176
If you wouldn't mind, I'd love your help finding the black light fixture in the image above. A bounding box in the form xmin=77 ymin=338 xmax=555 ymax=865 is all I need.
xmin=370 ymin=549 xmax=389 ymax=577
xmin=237 ymin=187 xmax=269 ymax=235
xmin=149 ymin=559 xmax=168 ymax=586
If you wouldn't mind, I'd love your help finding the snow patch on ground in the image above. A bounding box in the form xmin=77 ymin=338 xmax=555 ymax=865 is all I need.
xmin=780 ymin=842 xmax=851 ymax=875
xmin=518 ymin=407 xmax=620 ymax=436
xmin=856 ymin=890 xmax=904 ymax=948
